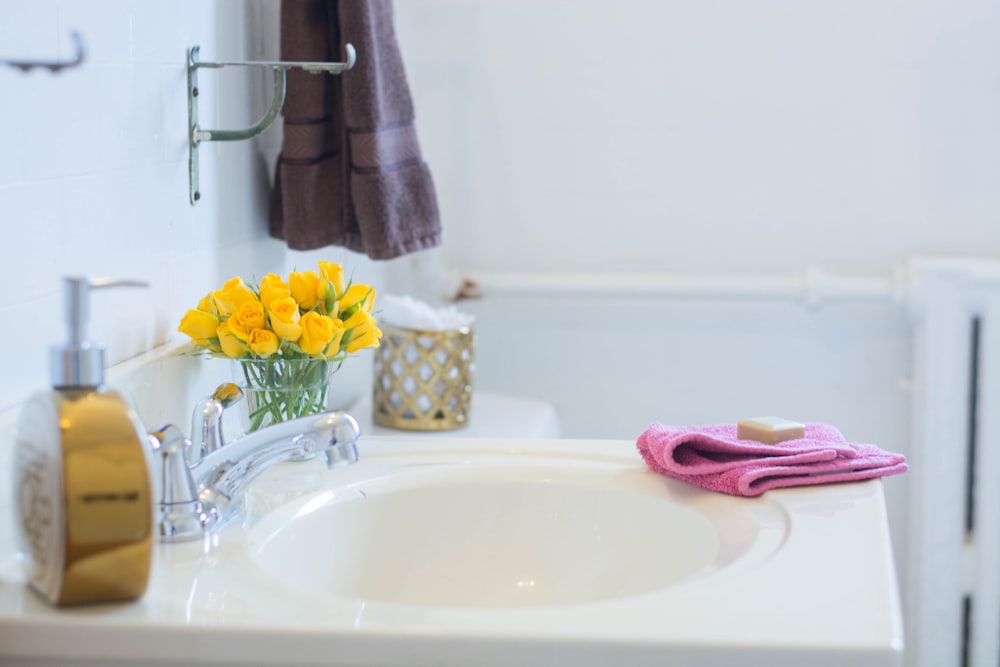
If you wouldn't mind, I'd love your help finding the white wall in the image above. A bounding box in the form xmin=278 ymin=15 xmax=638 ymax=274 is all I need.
xmin=0 ymin=1 xmax=384 ymax=414
xmin=393 ymin=0 xmax=1000 ymax=280
xmin=6 ymin=0 xmax=985 ymax=411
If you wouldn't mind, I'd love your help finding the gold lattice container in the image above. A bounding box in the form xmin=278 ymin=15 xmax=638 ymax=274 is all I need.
xmin=372 ymin=323 xmax=475 ymax=430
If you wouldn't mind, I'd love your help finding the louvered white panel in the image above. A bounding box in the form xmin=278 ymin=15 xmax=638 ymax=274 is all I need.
xmin=968 ymin=281 xmax=1000 ymax=667
xmin=906 ymin=263 xmax=975 ymax=667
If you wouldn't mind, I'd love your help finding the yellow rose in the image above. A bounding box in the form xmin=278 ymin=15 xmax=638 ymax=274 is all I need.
xmin=289 ymin=271 xmax=320 ymax=310
xmin=298 ymin=312 xmax=336 ymax=356
xmin=268 ymin=297 xmax=302 ymax=341
xmin=247 ymin=328 xmax=279 ymax=357
xmin=217 ymin=320 xmax=247 ymax=358
xmin=196 ymin=292 xmax=215 ymax=313
xmin=231 ymin=299 xmax=266 ymax=332
xmin=324 ymin=319 xmax=347 ymax=359
xmin=342 ymin=309 xmax=382 ymax=353
xmin=259 ymin=273 xmax=291 ymax=311
xmin=178 ymin=308 xmax=219 ymax=342
xmin=212 ymin=277 xmax=257 ymax=316
xmin=317 ymin=261 xmax=346 ymax=297
xmin=337 ymin=284 xmax=376 ymax=319
xmin=225 ymin=313 xmax=251 ymax=342
xmin=316 ymin=261 xmax=345 ymax=314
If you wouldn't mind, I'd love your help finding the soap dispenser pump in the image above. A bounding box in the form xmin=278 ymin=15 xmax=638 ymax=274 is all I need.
xmin=14 ymin=276 xmax=154 ymax=605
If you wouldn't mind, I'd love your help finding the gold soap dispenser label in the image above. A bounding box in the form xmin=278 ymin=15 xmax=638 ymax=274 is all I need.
xmin=15 ymin=394 xmax=66 ymax=603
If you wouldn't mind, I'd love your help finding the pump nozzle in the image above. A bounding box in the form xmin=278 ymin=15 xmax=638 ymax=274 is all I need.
xmin=51 ymin=277 xmax=149 ymax=388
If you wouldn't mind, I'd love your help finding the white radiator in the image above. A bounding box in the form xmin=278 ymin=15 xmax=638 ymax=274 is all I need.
xmin=907 ymin=260 xmax=1000 ymax=667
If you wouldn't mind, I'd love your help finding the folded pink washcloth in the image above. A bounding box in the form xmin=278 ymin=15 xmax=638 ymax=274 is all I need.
xmin=636 ymin=422 xmax=907 ymax=497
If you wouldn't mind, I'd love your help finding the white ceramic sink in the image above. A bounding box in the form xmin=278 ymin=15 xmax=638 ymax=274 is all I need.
xmin=248 ymin=460 xmax=785 ymax=608
xmin=0 ymin=436 xmax=903 ymax=667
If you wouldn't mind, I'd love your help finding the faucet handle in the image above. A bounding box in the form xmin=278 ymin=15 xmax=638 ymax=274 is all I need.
xmin=320 ymin=410 xmax=362 ymax=468
xmin=149 ymin=424 xmax=197 ymax=504
xmin=188 ymin=383 xmax=244 ymax=466
xmin=149 ymin=423 xmax=219 ymax=542
xmin=210 ymin=382 xmax=243 ymax=409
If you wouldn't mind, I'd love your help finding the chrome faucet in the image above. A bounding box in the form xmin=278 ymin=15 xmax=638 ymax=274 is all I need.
xmin=149 ymin=384 xmax=361 ymax=543
xmin=186 ymin=382 xmax=243 ymax=466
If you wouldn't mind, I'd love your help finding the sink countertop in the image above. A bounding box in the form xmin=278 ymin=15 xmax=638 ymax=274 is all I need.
xmin=0 ymin=436 xmax=904 ymax=667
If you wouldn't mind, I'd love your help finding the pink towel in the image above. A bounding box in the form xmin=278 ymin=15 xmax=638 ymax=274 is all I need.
xmin=636 ymin=422 xmax=907 ymax=497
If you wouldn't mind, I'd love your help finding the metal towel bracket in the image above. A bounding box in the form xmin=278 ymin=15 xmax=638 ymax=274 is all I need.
xmin=186 ymin=44 xmax=357 ymax=205
xmin=2 ymin=31 xmax=85 ymax=74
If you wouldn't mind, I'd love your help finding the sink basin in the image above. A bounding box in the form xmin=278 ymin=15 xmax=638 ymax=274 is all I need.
xmin=248 ymin=461 xmax=786 ymax=608
xmin=0 ymin=436 xmax=904 ymax=667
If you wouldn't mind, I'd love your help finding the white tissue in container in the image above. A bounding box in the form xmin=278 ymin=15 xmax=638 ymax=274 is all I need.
xmin=378 ymin=294 xmax=475 ymax=331
xmin=373 ymin=295 xmax=475 ymax=431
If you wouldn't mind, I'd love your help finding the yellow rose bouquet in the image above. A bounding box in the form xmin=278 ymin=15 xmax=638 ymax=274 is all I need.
xmin=178 ymin=261 xmax=381 ymax=432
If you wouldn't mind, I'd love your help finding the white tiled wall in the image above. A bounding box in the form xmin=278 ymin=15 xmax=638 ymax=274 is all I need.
xmin=0 ymin=1 xmax=385 ymax=414
xmin=0 ymin=0 xmax=386 ymax=566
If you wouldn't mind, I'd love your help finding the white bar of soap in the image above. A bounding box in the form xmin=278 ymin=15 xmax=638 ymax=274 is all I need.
xmin=737 ymin=416 xmax=806 ymax=444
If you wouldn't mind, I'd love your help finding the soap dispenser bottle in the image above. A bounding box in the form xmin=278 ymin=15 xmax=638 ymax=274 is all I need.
xmin=14 ymin=277 xmax=153 ymax=605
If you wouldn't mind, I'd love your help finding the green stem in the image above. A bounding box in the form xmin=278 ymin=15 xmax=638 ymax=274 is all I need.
xmin=239 ymin=358 xmax=331 ymax=433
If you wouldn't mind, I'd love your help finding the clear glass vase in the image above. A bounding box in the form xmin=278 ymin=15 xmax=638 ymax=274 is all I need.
xmin=232 ymin=357 xmax=333 ymax=434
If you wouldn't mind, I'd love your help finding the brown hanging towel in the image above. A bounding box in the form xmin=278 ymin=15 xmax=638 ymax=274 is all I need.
xmin=270 ymin=0 xmax=442 ymax=260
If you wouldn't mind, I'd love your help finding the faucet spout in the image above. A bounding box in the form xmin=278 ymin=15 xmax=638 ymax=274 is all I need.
xmin=150 ymin=410 xmax=361 ymax=542
xmin=194 ymin=410 xmax=361 ymax=516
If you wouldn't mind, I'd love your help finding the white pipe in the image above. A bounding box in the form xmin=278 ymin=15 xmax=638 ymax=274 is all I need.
xmin=470 ymin=266 xmax=903 ymax=307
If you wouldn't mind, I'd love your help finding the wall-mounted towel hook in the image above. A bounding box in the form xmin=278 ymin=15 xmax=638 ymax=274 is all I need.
xmin=186 ymin=44 xmax=357 ymax=205
xmin=2 ymin=31 xmax=86 ymax=73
